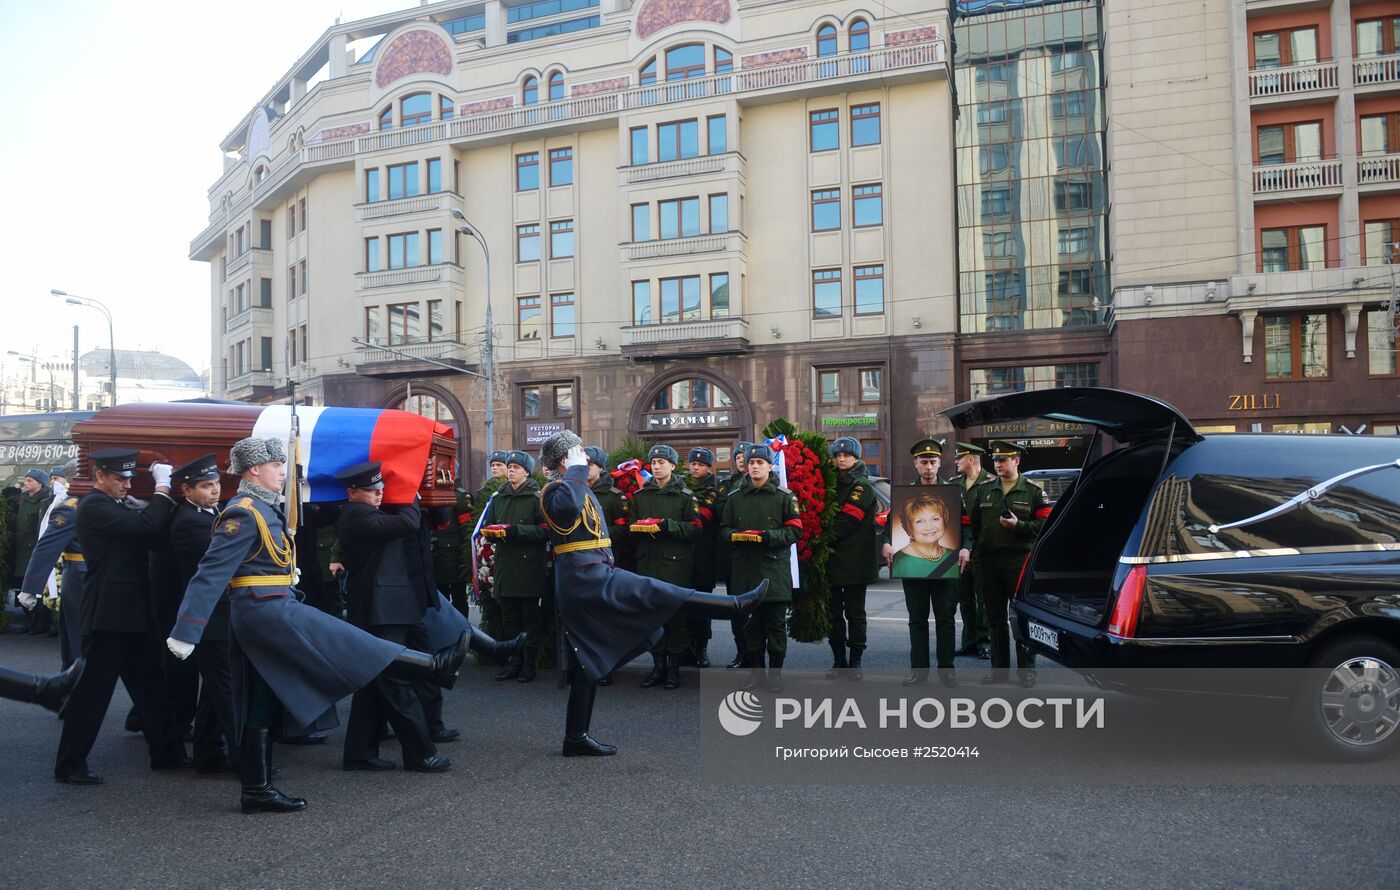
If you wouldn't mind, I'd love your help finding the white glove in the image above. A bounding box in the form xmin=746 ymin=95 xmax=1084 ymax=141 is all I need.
xmin=564 ymin=445 xmax=588 ymax=468
xmin=17 ymin=592 xmax=37 ymax=610
xmin=293 ymin=567 xmax=302 ymax=586
xmin=166 ymin=637 xmax=195 ymax=660
xmin=149 ymin=462 xmax=173 ymax=488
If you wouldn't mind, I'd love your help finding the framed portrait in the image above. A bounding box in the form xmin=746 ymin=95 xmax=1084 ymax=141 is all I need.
xmin=888 ymin=485 xmax=962 ymax=580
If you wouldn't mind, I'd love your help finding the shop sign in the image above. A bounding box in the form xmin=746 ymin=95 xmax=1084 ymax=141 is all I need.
xmin=1227 ymin=393 xmax=1281 ymax=411
xmin=524 ymin=422 xmax=567 ymax=444
xmin=645 ymin=410 xmax=737 ymax=430
xmin=984 ymin=420 xmax=1087 ymax=436
xmin=820 ymin=413 xmax=880 ymax=431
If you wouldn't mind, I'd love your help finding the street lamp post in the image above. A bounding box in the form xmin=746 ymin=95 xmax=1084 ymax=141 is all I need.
xmin=8 ymin=352 xmax=56 ymax=411
xmin=50 ymin=289 xmax=117 ymax=406
xmin=452 ymin=209 xmax=496 ymax=459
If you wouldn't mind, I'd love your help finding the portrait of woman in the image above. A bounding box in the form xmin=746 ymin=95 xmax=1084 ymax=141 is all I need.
xmin=890 ymin=490 xmax=960 ymax=579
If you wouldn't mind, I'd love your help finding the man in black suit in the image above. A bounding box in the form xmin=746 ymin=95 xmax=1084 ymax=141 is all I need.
xmin=53 ymin=449 xmax=190 ymax=785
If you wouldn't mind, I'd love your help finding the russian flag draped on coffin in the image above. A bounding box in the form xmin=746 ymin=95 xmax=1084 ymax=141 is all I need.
xmin=251 ymin=406 xmax=452 ymax=503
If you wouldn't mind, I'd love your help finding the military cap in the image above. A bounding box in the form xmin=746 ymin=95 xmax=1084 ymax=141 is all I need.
xmin=174 ymin=453 xmax=220 ymax=485
xmin=488 ymin=450 xmax=509 ymax=465
xmin=910 ymin=437 xmax=946 ymax=459
xmin=538 ymin=430 xmax=581 ymax=470
xmin=988 ymin=440 xmax=1025 ymax=460
xmin=91 ymin=448 xmax=138 ymax=477
xmin=954 ymin=441 xmax=987 ymax=459
xmin=828 ymin=436 xmax=861 ymax=458
xmin=507 ymin=449 xmax=537 ymax=473
xmin=647 ymin=444 xmax=679 ymax=465
xmin=58 ymin=458 xmax=79 ymax=479
xmin=335 ymin=460 xmax=384 ymax=490
xmin=584 ymin=446 xmax=609 ymax=468
xmin=229 ymin=436 xmax=287 ymax=475
xmin=687 ymin=447 xmax=714 ymax=467
xmin=25 ymin=468 xmax=51 ymax=487
xmin=734 ymin=441 xmax=753 ymax=458
xmin=746 ymin=443 xmax=775 ymax=464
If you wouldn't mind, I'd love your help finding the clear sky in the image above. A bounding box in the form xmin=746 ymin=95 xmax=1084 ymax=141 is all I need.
xmin=0 ymin=0 xmax=405 ymax=381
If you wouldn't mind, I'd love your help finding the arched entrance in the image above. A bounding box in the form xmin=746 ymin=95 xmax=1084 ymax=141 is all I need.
xmin=379 ymin=381 xmax=470 ymax=487
xmin=630 ymin=369 xmax=752 ymax=472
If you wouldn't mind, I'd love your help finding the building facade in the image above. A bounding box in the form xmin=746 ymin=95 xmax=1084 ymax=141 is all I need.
xmin=191 ymin=0 xmax=955 ymax=482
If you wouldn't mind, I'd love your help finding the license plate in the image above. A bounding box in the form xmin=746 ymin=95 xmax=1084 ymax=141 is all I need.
xmin=1027 ymin=621 xmax=1059 ymax=651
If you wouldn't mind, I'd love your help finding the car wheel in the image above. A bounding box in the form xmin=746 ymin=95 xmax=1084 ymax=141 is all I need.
xmin=1294 ymin=635 xmax=1400 ymax=762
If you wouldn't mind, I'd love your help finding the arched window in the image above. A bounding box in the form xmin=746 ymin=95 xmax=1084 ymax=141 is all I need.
xmin=401 ymin=92 xmax=433 ymax=127
xmin=817 ymin=24 xmax=838 ymax=57
xmin=640 ymin=57 xmax=657 ymax=86
xmin=650 ymin=378 xmax=734 ymax=412
xmin=850 ymin=18 xmax=870 ymax=53
xmin=714 ymin=46 xmax=733 ymax=74
xmin=523 ymin=75 xmax=539 ymax=105
xmin=440 ymin=95 xmax=455 ymax=121
xmin=378 ymin=106 xmax=393 ymax=130
xmin=547 ymin=70 xmax=565 ymax=102
xmin=665 ymin=43 xmax=706 ymax=81
xmin=253 ymin=165 xmax=268 ymax=185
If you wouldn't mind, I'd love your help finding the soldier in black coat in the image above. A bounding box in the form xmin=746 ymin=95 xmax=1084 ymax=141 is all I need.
xmin=335 ymin=461 xmax=450 ymax=773
xmin=54 ymin=449 xmax=190 ymax=785
xmin=168 ymin=454 xmax=239 ymax=772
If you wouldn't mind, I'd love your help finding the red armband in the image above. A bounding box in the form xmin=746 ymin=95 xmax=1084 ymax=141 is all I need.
xmin=840 ymin=503 xmax=866 ymax=522
xmin=1034 ymin=507 xmax=1052 ymax=520
xmin=961 ymin=515 xmax=971 ymax=526
xmin=784 ymin=518 xmax=803 ymax=530
xmin=690 ymin=519 xmax=703 ymax=530
xmin=698 ymin=506 xmax=715 ymax=522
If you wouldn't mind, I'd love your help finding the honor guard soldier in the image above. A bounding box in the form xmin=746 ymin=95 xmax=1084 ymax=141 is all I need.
xmin=721 ymin=443 xmax=802 ymax=693
xmin=824 ymin=436 xmax=879 ymax=680
xmin=167 ymin=437 xmax=467 ymax=813
xmin=950 ymin=442 xmax=995 ymax=659
xmin=971 ymin=440 xmax=1050 ymax=687
xmin=0 ymin=659 xmax=83 ymax=712
xmin=54 ymin=449 xmax=190 ymax=785
xmin=719 ymin=441 xmax=752 ymax=668
xmin=685 ymin=446 xmax=723 ymax=668
xmin=585 ymin=446 xmax=631 ymax=542
xmin=630 ymin=444 xmax=703 ymax=690
xmin=20 ymin=459 xmax=85 ymax=668
xmin=168 ymin=454 xmax=240 ymax=773
xmin=480 ymin=451 xmax=550 ymax=683
xmin=475 ymin=450 xmax=510 ymax=505
xmin=335 ymin=461 xmax=451 ymax=773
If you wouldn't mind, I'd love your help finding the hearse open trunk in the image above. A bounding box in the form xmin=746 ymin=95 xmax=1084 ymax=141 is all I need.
xmin=943 ymin=388 xmax=1201 ymax=625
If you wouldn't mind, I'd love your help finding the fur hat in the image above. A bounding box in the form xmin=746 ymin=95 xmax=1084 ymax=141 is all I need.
xmin=538 ymin=429 xmax=583 ymax=471
xmin=229 ymin=436 xmax=287 ymax=475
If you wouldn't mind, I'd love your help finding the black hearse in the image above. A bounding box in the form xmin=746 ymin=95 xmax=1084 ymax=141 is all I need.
xmin=943 ymin=388 xmax=1400 ymax=760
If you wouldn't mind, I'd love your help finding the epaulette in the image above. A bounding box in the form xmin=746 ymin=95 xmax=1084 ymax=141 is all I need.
xmin=64 ymin=497 xmax=78 ymax=508
xmin=236 ymin=497 xmax=254 ymax=509
xmin=776 ymin=484 xmax=794 ymax=496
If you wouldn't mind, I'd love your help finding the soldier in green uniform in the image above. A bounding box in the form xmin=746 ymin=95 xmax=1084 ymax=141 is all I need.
xmin=971 ymin=440 xmax=1051 ymax=688
xmin=473 ymin=450 xmax=509 ymax=506
xmin=479 ymin=451 xmax=550 ymax=683
xmin=629 ymin=445 xmax=703 ymax=690
xmin=429 ymin=488 xmax=471 ymax=614
xmin=685 ymin=447 xmax=722 ymax=668
xmin=721 ymin=444 xmax=802 ymax=693
xmin=719 ymin=441 xmax=751 ymax=668
xmin=824 ymin=437 xmax=879 ymax=681
xmin=585 ymin=446 xmax=630 ymax=543
xmin=950 ymin=442 xmax=996 ymax=659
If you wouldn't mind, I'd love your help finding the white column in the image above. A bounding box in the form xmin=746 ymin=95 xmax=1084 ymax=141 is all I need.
xmin=329 ymin=34 xmax=349 ymax=78
xmin=1335 ymin=0 xmax=1361 ymax=268
xmin=1228 ymin=0 xmax=1256 ymax=276
xmin=485 ymin=1 xmax=507 ymax=48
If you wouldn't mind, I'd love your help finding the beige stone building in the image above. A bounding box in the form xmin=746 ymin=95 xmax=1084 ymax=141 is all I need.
xmin=191 ymin=0 xmax=953 ymax=481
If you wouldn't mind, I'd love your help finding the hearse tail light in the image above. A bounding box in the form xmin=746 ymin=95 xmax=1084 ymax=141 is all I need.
xmin=1108 ymin=565 xmax=1146 ymax=638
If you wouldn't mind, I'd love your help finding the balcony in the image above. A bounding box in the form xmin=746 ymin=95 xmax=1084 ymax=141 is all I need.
xmin=355 ymin=263 xmax=465 ymax=291
xmin=225 ymin=249 xmax=253 ymax=281
xmin=624 ymin=231 xmax=745 ymax=263
xmin=224 ymin=370 xmax=277 ymax=400
xmin=225 ymin=305 xmax=273 ymax=335
xmin=621 ymin=152 xmax=743 ymax=186
xmin=1251 ymin=158 xmax=1342 ymax=198
xmin=1354 ymin=53 xmax=1400 ymax=90
xmin=355 ymin=191 xmax=460 ymax=222
xmin=354 ymin=339 xmax=472 ymax=377
xmin=1247 ymin=61 xmax=1338 ymax=101
xmin=620 ymin=317 xmax=749 ymax=361
xmin=1358 ymin=153 xmax=1400 ymax=188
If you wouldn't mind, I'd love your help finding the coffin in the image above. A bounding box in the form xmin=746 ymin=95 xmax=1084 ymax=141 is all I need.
xmin=69 ymin=402 xmax=458 ymax=507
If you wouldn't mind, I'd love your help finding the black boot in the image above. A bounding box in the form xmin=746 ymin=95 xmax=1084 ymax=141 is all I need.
xmin=0 ymin=658 xmax=84 ymax=713
xmin=662 ymin=654 xmax=681 ymax=690
xmin=387 ymin=633 xmax=468 ymax=690
xmin=726 ymin=636 xmax=746 ymax=670
xmin=902 ymin=669 xmax=929 ymax=687
xmin=516 ymin=649 xmax=537 ymax=684
xmin=766 ymin=654 xmax=784 ymax=693
xmin=562 ymin=671 xmax=615 ymax=757
xmin=468 ymin=624 xmax=526 ymax=665
xmin=739 ymin=650 xmax=766 ymax=691
xmin=495 ymin=650 xmax=523 ymax=681
xmin=239 ymin=729 xmax=306 ymax=814
xmin=639 ymin=653 xmax=665 ymax=688
xmin=694 ymin=644 xmax=710 ymax=669
xmin=825 ymin=640 xmax=847 ymax=680
xmin=848 ymin=646 xmax=864 ymax=681
xmin=124 ymin=706 xmax=142 ymax=733
xmin=677 ymin=581 xmax=769 ymax=620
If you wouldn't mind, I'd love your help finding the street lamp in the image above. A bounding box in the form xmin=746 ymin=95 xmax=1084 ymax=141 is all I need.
xmin=452 ymin=209 xmax=497 ymax=459
xmin=51 ymin=289 xmax=117 ymax=406
xmin=8 ymin=352 xmax=56 ymax=412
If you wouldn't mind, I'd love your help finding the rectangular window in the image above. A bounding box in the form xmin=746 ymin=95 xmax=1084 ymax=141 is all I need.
xmin=1356 ymin=18 xmax=1400 ymax=58
xmin=521 ymin=386 xmax=541 ymax=418
xmin=859 ymin=368 xmax=881 ymax=402
xmin=259 ymin=277 xmax=272 ymax=308
xmin=1054 ymin=181 xmax=1092 ymax=212
xmin=388 ymin=162 xmax=419 ymax=199
xmin=366 ymin=168 xmax=381 ymax=203
xmin=631 ymin=204 xmax=650 ymax=242
xmin=388 ymin=303 xmax=421 ymax=345
xmin=810 ymin=109 xmax=839 ymax=152
xmin=388 ymin=232 xmax=421 ymax=270
xmin=428 ymin=229 xmax=444 ymax=265
xmin=709 ymin=193 xmax=728 ymax=233
xmin=365 ymin=238 xmax=382 ymax=272
xmin=550 ymin=292 xmax=576 ymax=337
xmin=259 ymin=219 xmax=272 ymax=250
xmin=658 ymin=119 xmax=699 ymax=162
xmin=1365 ymin=219 xmax=1399 ymax=265
xmin=630 ymin=127 xmax=649 ymax=165
xmin=288 ymin=329 xmax=297 ymax=366
xmin=1259 ymin=225 xmax=1326 ymax=271
xmin=287 ymin=265 xmax=296 ymax=297
xmin=516 ymin=224 xmax=540 ymax=262
xmin=427 ymin=300 xmax=444 ymax=341
xmin=517 ymin=296 xmax=542 ymax=340
xmin=299 ymin=260 xmax=307 ymax=296
xmin=854 ymin=264 xmax=884 ymax=315
xmin=1367 ymin=309 xmax=1399 ymax=375
xmin=298 ymin=198 xmax=306 ymax=233
xmin=555 ymin=384 xmax=574 ymax=416
xmin=1360 ymin=113 xmax=1400 ymax=160
xmin=852 ymin=183 xmax=883 ymax=227
xmin=632 ymin=280 xmax=651 ymax=325
xmin=818 ymin=369 xmax=840 ymax=404
xmin=707 ymin=115 xmax=727 ymax=154
xmin=659 ymin=197 xmax=700 ymax=239
xmin=851 ymin=103 xmax=881 ymax=146
xmin=811 ymin=189 xmax=841 ymax=231
xmin=813 ymin=268 xmax=842 ymax=318
xmin=1253 ymin=26 xmax=1319 ymax=68
xmin=235 ymin=283 xmax=246 ymax=312
xmin=259 ymin=337 xmax=273 ymax=372
xmin=550 ymin=219 xmax=575 ymax=258
xmin=1264 ymin=313 xmax=1330 ymax=379
xmin=1059 ymin=227 xmax=1091 ymax=255
xmin=427 ymin=158 xmax=442 ymax=194
xmin=710 ymin=273 xmax=729 ymax=318
xmin=365 ymin=306 xmax=382 ymax=344
xmin=286 ymin=205 xmax=296 ymax=237
xmin=659 ymin=276 xmax=701 ymax=323
xmin=983 ymin=187 xmax=1013 ymax=216
xmin=1256 ymin=121 xmax=1322 ymax=165
xmin=516 ymin=152 xmax=539 ymax=191
xmin=549 ymin=147 xmax=573 ymax=186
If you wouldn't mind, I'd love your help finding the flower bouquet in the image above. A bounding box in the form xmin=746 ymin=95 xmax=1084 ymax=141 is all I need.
xmin=762 ymin=418 xmax=839 ymax=642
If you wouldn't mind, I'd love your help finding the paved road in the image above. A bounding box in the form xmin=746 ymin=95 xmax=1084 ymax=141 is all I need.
xmin=1 ymin=588 xmax=1397 ymax=889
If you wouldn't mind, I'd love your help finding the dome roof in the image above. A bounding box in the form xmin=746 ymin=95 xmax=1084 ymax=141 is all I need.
xmin=79 ymin=349 xmax=200 ymax=384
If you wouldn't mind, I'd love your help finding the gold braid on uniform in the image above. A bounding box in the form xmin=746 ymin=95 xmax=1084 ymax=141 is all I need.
xmin=231 ymin=500 xmax=296 ymax=569
xmin=540 ymin=481 xmax=605 ymax=540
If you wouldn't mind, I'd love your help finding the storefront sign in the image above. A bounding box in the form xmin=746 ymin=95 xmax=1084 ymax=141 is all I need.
xmin=1227 ymin=393 xmax=1281 ymax=411
xmin=983 ymin=420 xmax=1087 ymax=436
xmin=645 ymin=410 xmax=737 ymax=430
xmin=820 ymin=413 xmax=880 ymax=431
xmin=524 ymin=422 xmax=567 ymax=444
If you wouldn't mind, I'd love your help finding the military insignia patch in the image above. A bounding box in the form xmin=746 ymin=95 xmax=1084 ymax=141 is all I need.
xmin=222 ymin=519 xmax=242 ymax=537
xmin=64 ymin=498 xmax=79 ymax=507
xmin=52 ymin=516 xmax=67 ymax=527
xmin=850 ymin=485 xmax=865 ymax=502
